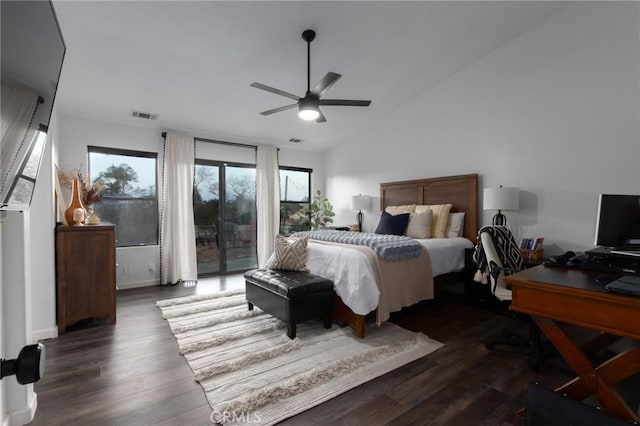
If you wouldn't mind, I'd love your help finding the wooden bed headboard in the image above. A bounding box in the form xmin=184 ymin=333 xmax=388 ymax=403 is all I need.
xmin=380 ymin=173 xmax=479 ymax=242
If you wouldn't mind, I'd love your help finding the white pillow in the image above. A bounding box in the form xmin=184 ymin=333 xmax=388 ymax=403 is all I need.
xmin=446 ymin=212 xmax=465 ymax=238
xmin=405 ymin=209 xmax=433 ymax=239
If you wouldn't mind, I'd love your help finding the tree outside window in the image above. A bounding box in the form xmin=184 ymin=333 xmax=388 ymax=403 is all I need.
xmin=279 ymin=167 xmax=311 ymax=235
xmin=88 ymin=146 xmax=158 ymax=247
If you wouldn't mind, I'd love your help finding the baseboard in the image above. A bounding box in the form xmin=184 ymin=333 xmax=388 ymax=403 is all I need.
xmin=117 ymin=280 xmax=158 ymax=290
xmin=8 ymin=391 xmax=37 ymax=426
xmin=32 ymin=327 xmax=58 ymax=342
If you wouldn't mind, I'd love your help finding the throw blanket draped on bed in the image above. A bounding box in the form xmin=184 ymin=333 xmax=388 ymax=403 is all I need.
xmin=291 ymin=230 xmax=422 ymax=261
xmin=307 ymin=240 xmax=433 ymax=324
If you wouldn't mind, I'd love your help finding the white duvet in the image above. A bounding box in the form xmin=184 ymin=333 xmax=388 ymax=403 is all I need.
xmin=415 ymin=237 xmax=474 ymax=276
xmin=306 ymin=237 xmax=473 ymax=316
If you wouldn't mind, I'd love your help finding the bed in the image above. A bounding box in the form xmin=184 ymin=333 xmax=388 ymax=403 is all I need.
xmin=309 ymin=174 xmax=478 ymax=337
xmin=305 ymin=173 xmax=479 ymax=338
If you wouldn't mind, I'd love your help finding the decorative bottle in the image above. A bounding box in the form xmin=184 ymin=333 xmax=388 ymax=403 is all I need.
xmin=64 ymin=176 xmax=86 ymax=226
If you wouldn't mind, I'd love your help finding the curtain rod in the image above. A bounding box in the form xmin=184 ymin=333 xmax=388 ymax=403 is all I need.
xmin=161 ymin=132 xmax=257 ymax=150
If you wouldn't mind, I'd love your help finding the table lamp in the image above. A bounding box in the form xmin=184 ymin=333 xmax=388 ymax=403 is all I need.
xmin=351 ymin=194 xmax=371 ymax=232
xmin=483 ymin=186 xmax=519 ymax=226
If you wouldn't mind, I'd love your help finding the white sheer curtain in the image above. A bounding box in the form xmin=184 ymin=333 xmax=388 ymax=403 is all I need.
xmin=1 ymin=82 xmax=40 ymax=194
xmin=256 ymin=145 xmax=280 ymax=267
xmin=160 ymin=132 xmax=197 ymax=285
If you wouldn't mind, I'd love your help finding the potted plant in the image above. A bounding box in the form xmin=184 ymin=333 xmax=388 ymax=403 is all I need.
xmin=300 ymin=190 xmax=335 ymax=230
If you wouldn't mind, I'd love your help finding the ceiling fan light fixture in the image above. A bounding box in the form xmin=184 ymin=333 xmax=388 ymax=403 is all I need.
xmin=298 ymin=95 xmax=320 ymax=121
xmin=298 ymin=107 xmax=320 ymax=121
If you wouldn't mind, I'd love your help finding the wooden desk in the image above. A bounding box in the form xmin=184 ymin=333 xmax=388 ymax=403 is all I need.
xmin=505 ymin=266 xmax=640 ymax=422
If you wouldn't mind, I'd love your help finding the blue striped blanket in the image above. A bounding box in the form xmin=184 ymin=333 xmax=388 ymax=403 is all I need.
xmin=290 ymin=230 xmax=422 ymax=261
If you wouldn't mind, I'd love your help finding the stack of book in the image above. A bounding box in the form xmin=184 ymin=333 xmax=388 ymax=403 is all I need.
xmin=520 ymin=237 xmax=544 ymax=250
xmin=519 ymin=237 xmax=544 ymax=262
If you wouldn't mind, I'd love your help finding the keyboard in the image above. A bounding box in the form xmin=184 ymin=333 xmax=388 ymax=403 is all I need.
xmin=615 ymin=275 xmax=640 ymax=285
xmin=611 ymin=250 xmax=640 ymax=258
xmin=605 ymin=275 xmax=640 ymax=296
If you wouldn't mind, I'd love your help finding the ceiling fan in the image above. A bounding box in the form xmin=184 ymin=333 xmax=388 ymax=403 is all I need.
xmin=250 ymin=29 xmax=371 ymax=123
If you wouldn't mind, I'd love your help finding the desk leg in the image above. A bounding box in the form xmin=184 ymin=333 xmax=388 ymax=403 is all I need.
xmin=581 ymin=332 xmax=622 ymax=354
xmin=557 ymin=345 xmax=640 ymax=401
xmin=534 ymin=317 xmax=640 ymax=422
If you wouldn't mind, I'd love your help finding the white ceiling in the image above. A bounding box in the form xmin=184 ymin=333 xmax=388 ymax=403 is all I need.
xmin=52 ymin=1 xmax=568 ymax=152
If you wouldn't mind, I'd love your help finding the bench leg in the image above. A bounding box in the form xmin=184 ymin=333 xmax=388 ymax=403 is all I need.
xmin=287 ymin=323 xmax=296 ymax=339
xmin=323 ymin=316 xmax=332 ymax=329
xmin=248 ymin=302 xmax=254 ymax=311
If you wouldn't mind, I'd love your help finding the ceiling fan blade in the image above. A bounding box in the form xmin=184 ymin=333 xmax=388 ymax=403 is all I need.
xmin=319 ymin=99 xmax=371 ymax=107
xmin=259 ymin=103 xmax=298 ymax=116
xmin=315 ymin=109 xmax=327 ymax=123
xmin=250 ymin=82 xmax=300 ymax=101
xmin=312 ymin=72 xmax=341 ymax=97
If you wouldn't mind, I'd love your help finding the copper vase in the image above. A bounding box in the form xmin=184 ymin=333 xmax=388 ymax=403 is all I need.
xmin=64 ymin=176 xmax=86 ymax=225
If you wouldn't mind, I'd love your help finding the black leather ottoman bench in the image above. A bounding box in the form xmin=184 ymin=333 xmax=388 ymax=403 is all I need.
xmin=243 ymin=269 xmax=334 ymax=339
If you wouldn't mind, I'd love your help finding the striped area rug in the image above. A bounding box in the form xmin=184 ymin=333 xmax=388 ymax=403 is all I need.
xmin=157 ymin=289 xmax=443 ymax=425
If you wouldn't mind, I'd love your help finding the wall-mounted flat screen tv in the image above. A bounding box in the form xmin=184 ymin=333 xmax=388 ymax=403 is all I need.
xmin=1 ymin=0 xmax=65 ymax=210
xmin=594 ymin=194 xmax=640 ymax=249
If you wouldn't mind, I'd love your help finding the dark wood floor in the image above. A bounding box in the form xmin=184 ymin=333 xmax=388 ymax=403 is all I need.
xmin=30 ymin=276 xmax=638 ymax=425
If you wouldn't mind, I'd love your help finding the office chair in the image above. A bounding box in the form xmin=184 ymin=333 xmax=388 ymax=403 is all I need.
xmin=474 ymin=225 xmax=542 ymax=371
xmin=525 ymin=383 xmax=630 ymax=426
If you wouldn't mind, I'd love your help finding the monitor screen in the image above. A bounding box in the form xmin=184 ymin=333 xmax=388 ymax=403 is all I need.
xmin=595 ymin=194 xmax=640 ymax=249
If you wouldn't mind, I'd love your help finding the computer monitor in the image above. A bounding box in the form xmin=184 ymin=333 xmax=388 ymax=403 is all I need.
xmin=594 ymin=194 xmax=640 ymax=249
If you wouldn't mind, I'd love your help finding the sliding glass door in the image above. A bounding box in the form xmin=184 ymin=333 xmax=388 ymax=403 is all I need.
xmin=193 ymin=161 xmax=257 ymax=276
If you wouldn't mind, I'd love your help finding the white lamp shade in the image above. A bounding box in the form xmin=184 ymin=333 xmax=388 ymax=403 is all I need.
xmin=483 ymin=187 xmax=519 ymax=211
xmin=351 ymin=195 xmax=371 ymax=211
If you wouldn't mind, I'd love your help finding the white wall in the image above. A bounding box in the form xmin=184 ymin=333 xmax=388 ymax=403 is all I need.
xmin=279 ymin=148 xmax=325 ymax=195
xmin=326 ymin=2 xmax=640 ymax=255
xmin=58 ymin=116 xmax=164 ymax=289
xmin=1 ymin=212 xmax=37 ymax=425
xmin=30 ymin=118 xmax=58 ymax=341
xmin=57 ymin=115 xmax=325 ymax=288
xmin=0 ymin=216 xmax=5 ymax=426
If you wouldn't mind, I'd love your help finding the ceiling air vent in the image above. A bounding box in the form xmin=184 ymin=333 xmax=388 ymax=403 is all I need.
xmin=131 ymin=111 xmax=158 ymax=120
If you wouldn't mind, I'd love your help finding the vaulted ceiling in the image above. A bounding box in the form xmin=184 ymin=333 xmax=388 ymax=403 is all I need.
xmin=53 ymin=1 xmax=568 ymax=152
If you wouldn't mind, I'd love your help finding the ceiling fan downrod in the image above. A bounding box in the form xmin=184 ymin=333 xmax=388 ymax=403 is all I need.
xmin=302 ymin=29 xmax=316 ymax=94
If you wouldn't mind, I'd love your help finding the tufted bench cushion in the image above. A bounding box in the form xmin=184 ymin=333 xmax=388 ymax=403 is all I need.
xmin=244 ymin=269 xmax=334 ymax=339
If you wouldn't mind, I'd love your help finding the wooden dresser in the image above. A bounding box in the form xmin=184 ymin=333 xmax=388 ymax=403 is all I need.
xmin=55 ymin=224 xmax=116 ymax=334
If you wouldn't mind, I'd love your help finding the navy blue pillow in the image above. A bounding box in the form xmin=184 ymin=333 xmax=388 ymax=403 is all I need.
xmin=374 ymin=211 xmax=410 ymax=235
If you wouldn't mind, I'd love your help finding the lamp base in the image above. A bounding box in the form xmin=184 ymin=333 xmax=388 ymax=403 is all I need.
xmin=356 ymin=211 xmax=363 ymax=233
xmin=492 ymin=211 xmax=506 ymax=226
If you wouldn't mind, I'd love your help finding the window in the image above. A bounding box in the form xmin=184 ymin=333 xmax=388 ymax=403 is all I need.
xmin=279 ymin=167 xmax=311 ymax=235
xmin=2 ymin=127 xmax=47 ymax=209
xmin=88 ymin=146 xmax=158 ymax=247
xmin=193 ymin=160 xmax=258 ymax=275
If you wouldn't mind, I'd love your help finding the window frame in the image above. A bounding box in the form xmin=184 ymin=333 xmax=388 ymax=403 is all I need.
xmin=1 ymin=125 xmax=48 ymax=209
xmin=88 ymin=145 xmax=159 ymax=247
xmin=279 ymin=166 xmax=312 ymax=234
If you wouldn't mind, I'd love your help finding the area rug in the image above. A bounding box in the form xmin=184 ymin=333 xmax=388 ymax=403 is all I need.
xmin=157 ymin=289 xmax=443 ymax=425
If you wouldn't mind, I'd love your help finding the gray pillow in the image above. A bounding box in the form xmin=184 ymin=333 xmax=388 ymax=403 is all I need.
xmin=265 ymin=235 xmax=309 ymax=271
